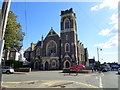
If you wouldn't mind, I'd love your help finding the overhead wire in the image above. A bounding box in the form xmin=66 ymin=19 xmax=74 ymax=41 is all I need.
xmin=24 ymin=0 xmax=29 ymax=49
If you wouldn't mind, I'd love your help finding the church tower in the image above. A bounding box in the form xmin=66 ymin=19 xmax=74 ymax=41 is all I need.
xmin=60 ymin=8 xmax=78 ymax=68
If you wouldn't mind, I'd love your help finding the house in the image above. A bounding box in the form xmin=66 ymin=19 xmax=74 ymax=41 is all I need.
xmin=4 ymin=46 xmax=26 ymax=62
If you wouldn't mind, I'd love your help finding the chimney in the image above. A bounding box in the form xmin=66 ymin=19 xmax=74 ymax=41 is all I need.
xmin=31 ymin=42 xmax=35 ymax=51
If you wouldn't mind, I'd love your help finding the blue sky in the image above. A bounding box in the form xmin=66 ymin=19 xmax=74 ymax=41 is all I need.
xmin=0 ymin=0 xmax=119 ymax=63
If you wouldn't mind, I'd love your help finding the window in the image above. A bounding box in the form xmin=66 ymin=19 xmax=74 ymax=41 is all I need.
xmin=36 ymin=48 xmax=40 ymax=55
xmin=65 ymin=19 xmax=70 ymax=29
xmin=46 ymin=41 xmax=57 ymax=56
xmin=78 ymin=65 xmax=82 ymax=67
xmin=52 ymin=60 xmax=56 ymax=67
xmin=65 ymin=43 xmax=70 ymax=52
xmin=10 ymin=53 xmax=13 ymax=57
xmin=66 ymin=35 xmax=68 ymax=40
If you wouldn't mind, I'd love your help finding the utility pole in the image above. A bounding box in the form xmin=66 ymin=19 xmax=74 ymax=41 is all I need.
xmin=0 ymin=0 xmax=11 ymax=89
xmin=97 ymin=48 xmax=102 ymax=62
xmin=97 ymin=47 xmax=102 ymax=71
xmin=97 ymin=48 xmax=99 ymax=62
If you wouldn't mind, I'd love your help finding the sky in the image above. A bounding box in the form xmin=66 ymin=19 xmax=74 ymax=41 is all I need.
xmin=0 ymin=0 xmax=119 ymax=63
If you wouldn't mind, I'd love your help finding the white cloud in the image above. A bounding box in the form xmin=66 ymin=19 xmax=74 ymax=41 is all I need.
xmin=91 ymin=0 xmax=119 ymax=11
xmin=99 ymin=29 xmax=112 ymax=36
xmin=95 ymin=34 xmax=118 ymax=48
xmin=99 ymin=26 xmax=118 ymax=36
xmin=109 ymin=14 xmax=118 ymax=25
xmin=95 ymin=13 xmax=118 ymax=48
xmin=99 ymin=13 xmax=118 ymax=36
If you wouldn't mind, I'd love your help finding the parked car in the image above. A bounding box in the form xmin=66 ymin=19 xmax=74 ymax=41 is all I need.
xmin=101 ymin=68 xmax=108 ymax=72
xmin=2 ymin=66 xmax=14 ymax=74
xmin=118 ymin=68 xmax=120 ymax=74
xmin=69 ymin=64 xmax=86 ymax=71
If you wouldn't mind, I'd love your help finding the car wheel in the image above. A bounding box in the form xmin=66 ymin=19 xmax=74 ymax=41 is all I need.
xmin=6 ymin=71 xmax=10 ymax=74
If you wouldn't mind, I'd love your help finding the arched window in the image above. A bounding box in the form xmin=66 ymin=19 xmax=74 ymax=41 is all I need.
xmin=65 ymin=43 xmax=70 ymax=52
xmin=36 ymin=48 xmax=40 ymax=56
xmin=52 ymin=60 xmax=56 ymax=67
xmin=46 ymin=40 xmax=57 ymax=56
xmin=65 ymin=19 xmax=70 ymax=29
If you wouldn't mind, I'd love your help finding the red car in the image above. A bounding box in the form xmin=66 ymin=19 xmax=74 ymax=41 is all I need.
xmin=69 ymin=64 xmax=86 ymax=71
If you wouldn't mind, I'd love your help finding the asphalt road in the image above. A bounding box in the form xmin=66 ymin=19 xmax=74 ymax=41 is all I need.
xmin=2 ymin=70 xmax=119 ymax=88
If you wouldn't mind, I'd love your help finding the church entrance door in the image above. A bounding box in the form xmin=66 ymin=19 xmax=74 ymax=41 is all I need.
xmin=45 ymin=61 xmax=49 ymax=70
xmin=65 ymin=61 xmax=70 ymax=68
xmin=34 ymin=61 xmax=39 ymax=70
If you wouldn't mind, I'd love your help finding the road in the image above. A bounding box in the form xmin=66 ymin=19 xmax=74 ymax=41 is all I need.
xmin=2 ymin=70 xmax=119 ymax=88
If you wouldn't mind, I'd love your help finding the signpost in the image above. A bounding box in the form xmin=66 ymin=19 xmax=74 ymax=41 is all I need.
xmin=0 ymin=0 xmax=11 ymax=89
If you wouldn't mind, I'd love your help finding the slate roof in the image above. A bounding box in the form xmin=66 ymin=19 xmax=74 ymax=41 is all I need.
xmin=34 ymin=41 xmax=42 ymax=48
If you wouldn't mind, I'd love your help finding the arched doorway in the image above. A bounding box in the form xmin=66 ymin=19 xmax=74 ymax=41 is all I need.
xmin=34 ymin=61 xmax=39 ymax=70
xmin=45 ymin=61 xmax=49 ymax=70
xmin=64 ymin=60 xmax=71 ymax=68
xmin=66 ymin=61 xmax=70 ymax=68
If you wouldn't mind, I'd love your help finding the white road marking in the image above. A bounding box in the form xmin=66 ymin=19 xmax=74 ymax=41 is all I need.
xmin=99 ymin=76 xmax=103 ymax=88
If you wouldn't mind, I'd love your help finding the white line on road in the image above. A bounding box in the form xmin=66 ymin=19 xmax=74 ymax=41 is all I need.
xmin=99 ymin=76 xmax=103 ymax=88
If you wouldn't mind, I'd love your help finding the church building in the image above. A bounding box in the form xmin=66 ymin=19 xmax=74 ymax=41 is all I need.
xmin=24 ymin=8 xmax=89 ymax=70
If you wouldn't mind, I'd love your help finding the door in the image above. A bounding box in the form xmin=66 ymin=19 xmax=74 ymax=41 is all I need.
xmin=45 ymin=61 xmax=49 ymax=70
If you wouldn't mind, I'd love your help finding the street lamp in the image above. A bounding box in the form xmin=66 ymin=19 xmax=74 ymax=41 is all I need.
xmin=96 ymin=48 xmax=102 ymax=72
xmin=97 ymin=47 xmax=102 ymax=62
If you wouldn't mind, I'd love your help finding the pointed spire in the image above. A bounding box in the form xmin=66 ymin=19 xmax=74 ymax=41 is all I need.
xmin=41 ymin=35 xmax=44 ymax=41
xmin=51 ymin=27 xmax=53 ymax=30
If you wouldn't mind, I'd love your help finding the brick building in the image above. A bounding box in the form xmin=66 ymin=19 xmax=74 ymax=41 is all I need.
xmin=24 ymin=8 xmax=89 ymax=70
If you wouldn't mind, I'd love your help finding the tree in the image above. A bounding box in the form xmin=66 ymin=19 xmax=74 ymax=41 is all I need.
xmin=4 ymin=11 xmax=25 ymax=50
xmin=0 ymin=10 xmax=25 ymax=60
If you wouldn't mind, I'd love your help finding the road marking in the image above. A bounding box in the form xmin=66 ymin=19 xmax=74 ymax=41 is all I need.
xmin=42 ymin=80 xmax=99 ymax=88
xmin=2 ymin=80 xmax=37 ymax=83
xmin=73 ymin=81 xmax=99 ymax=88
xmin=99 ymin=76 xmax=103 ymax=88
xmin=2 ymin=80 xmax=99 ymax=88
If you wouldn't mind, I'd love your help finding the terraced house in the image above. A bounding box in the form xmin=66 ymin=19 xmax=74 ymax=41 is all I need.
xmin=24 ymin=8 xmax=89 ymax=70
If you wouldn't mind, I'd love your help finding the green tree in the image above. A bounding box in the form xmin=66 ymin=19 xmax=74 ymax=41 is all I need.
xmin=4 ymin=11 xmax=25 ymax=50
xmin=5 ymin=60 xmax=23 ymax=68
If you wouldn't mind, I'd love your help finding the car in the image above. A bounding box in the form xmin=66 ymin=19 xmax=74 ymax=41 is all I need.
xmin=2 ymin=66 xmax=14 ymax=74
xmin=101 ymin=68 xmax=108 ymax=72
xmin=118 ymin=68 xmax=120 ymax=74
xmin=69 ymin=64 xmax=86 ymax=71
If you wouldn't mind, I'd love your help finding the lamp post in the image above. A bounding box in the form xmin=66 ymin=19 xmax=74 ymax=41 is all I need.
xmin=97 ymin=48 xmax=102 ymax=71
xmin=0 ymin=0 xmax=11 ymax=89
xmin=97 ymin=47 xmax=102 ymax=62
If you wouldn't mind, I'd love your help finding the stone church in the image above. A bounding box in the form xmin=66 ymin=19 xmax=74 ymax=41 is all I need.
xmin=24 ymin=8 xmax=89 ymax=70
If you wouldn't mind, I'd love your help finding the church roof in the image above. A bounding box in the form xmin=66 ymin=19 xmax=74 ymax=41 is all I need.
xmin=46 ymin=27 xmax=59 ymax=38
xmin=26 ymin=47 xmax=31 ymax=51
xmin=34 ymin=41 xmax=42 ymax=48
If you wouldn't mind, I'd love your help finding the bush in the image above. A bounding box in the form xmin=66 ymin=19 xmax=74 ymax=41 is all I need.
xmin=5 ymin=60 xmax=23 ymax=68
